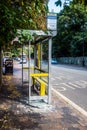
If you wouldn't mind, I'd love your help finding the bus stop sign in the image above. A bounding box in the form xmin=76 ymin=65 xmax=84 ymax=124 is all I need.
xmin=47 ymin=13 xmax=57 ymax=31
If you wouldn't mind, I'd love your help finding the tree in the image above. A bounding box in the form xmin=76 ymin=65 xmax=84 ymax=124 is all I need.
xmin=0 ymin=0 xmax=49 ymax=87
xmin=0 ymin=0 xmax=48 ymax=45
xmin=52 ymin=1 xmax=87 ymax=58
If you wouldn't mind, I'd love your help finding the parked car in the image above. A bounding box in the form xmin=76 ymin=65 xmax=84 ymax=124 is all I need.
xmin=3 ymin=52 xmax=12 ymax=66
xmin=20 ymin=58 xmax=27 ymax=64
xmin=15 ymin=57 xmax=20 ymax=61
xmin=5 ymin=58 xmax=13 ymax=74
xmin=3 ymin=57 xmax=9 ymax=66
xmin=51 ymin=59 xmax=58 ymax=64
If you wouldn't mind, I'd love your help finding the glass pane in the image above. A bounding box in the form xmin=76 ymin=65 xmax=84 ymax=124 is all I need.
xmin=41 ymin=42 xmax=48 ymax=72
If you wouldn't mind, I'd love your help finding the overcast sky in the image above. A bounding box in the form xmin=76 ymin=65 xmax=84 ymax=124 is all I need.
xmin=48 ymin=0 xmax=64 ymax=13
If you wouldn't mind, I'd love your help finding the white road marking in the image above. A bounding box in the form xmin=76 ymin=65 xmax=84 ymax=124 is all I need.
xmin=68 ymin=82 xmax=81 ymax=88
xmin=75 ymin=81 xmax=86 ymax=88
xmin=55 ymin=77 xmax=62 ymax=80
xmin=52 ymin=80 xmax=87 ymax=91
xmin=59 ymin=76 xmax=65 ymax=78
xmin=57 ymin=87 xmax=67 ymax=91
xmin=80 ymin=80 xmax=87 ymax=85
xmin=53 ymin=84 xmax=66 ymax=91
xmin=52 ymin=88 xmax=87 ymax=117
xmin=51 ymin=78 xmax=55 ymax=80
xmin=62 ymin=83 xmax=75 ymax=89
xmin=51 ymin=74 xmax=73 ymax=81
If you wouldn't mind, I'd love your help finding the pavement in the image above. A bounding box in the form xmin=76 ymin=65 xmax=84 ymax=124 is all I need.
xmin=0 ymin=61 xmax=87 ymax=130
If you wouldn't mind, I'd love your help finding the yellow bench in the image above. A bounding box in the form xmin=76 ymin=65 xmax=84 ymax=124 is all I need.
xmin=30 ymin=73 xmax=48 ymax=96
xmin=32 ymin=77 xmax=47 ymax=96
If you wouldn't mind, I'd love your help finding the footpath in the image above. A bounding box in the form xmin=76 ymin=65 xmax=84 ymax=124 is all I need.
xmin=0 ymin=61 xmax=87 ymax=130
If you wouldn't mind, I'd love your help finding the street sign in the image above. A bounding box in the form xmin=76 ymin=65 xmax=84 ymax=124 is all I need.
xmin=47 ymin=13 xmax=57 ymax=31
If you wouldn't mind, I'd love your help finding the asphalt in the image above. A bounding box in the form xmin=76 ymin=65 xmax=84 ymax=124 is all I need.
xmin=0 ymin=61 xmax=87 ymax=130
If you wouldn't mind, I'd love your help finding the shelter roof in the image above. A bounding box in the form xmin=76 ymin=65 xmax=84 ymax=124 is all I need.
xmin=13 ymin=30 xmax=52 ymax=45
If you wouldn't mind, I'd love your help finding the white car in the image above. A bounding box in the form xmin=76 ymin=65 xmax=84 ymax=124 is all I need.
xmin=20 ymin=58 xmax=27 ymax=64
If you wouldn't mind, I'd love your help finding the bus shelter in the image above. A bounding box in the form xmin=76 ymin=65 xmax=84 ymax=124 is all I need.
xmin=15 ymin=30 xmax=52 ymax=104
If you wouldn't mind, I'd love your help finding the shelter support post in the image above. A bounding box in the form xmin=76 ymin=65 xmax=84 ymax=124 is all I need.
xmin=22 ymin=44 xmax=23 ymax=87
xmin=28 ymin=41 xmax=31 ymax=103
xmin=48 ymin=38 xmax=52 ymax=104
xmin=37 ymin=43 xmax=41 ymax=69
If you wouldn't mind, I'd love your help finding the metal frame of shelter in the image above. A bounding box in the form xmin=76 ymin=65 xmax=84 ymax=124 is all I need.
xmin=19 ymin=30 xmax=52 ymax=104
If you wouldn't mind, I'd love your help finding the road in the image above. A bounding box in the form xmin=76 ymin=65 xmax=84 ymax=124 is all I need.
xmin=51 ymin=64 xmax=87 ymax=112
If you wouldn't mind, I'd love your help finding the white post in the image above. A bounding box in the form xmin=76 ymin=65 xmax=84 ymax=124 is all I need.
xmin=22 ymin=44 xmax=23 ymax=87
xmin=48 ymin=38 xmax=52 ymax=104
xmin=28 ymin=41 xmax=31 ymax=104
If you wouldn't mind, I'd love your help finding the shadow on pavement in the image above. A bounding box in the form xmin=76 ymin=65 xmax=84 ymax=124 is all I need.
xmin=0 ymin=72 xmax=87 ymax=130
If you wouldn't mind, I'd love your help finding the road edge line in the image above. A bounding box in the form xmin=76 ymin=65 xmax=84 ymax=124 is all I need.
xmin=52 ymin=88 xmax=87 ymax=117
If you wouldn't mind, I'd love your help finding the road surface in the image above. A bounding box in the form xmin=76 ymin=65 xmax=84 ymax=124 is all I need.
xmin=51 ymin=64 xmax=87 ymax=112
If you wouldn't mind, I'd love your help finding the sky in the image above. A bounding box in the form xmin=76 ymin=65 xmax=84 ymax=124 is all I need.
xmin=48 ymin=0 xmax=64 ymax=13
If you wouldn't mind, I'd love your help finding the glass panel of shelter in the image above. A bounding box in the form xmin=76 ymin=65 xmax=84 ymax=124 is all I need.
xmin=29 ymin=41 xmax=49 ymax=102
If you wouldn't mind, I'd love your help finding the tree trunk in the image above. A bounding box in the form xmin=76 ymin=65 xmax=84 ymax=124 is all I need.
xmin=0 ymin=45 xmax=2 ymax=88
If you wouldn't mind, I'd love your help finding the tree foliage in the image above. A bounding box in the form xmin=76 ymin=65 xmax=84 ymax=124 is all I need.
xmin=52 ymin=0 xmax=87 ymax=57
xmin=0 ymin=0 xmax=49 ymax=87
xmin=0 ymin=0 xmax=48 ymax=47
